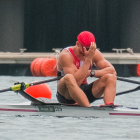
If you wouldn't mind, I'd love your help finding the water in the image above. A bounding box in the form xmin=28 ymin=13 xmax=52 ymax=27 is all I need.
xmin=0 ymin=76 xmax=140 ymax=140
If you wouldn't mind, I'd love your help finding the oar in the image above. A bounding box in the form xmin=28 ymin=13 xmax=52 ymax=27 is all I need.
xmin=115 ymin=76 xmax=140 ymax=97
xmin=97 ymin=86 xmax=140 ymax=100
xmin=117 ymin=76 xmax=140 ymax=85
xmin=0 ymin=76 xmax=62 ymax=93
xmin=97 ymin=76 xmax=140 ymax=100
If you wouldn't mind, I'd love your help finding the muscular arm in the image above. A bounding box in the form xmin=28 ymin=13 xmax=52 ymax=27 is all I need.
xmin=58 ymin=52 xmax=91 ymax=86
xmin=93 ymin=50 xmax=117 ymax=78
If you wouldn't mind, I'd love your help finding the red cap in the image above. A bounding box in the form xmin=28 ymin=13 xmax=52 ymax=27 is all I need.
xmin=77 ymin=31 xmax=95 ymax=47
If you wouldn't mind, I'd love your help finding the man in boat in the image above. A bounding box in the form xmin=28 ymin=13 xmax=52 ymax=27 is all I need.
xmin=56 ymin=31 xmax=117 ymax=107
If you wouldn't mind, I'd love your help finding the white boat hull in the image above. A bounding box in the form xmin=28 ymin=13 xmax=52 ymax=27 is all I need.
xmin=0 ymin=90 xmax=138 ymax=118
xmin=0 ymin=104 xmax=140 ymax=118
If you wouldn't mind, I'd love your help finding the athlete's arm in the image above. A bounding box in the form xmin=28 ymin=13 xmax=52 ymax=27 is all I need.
xmin=93 ymin=50 xmax=117 ymax=78
xmin=59 ymin=51 xmax=91 ymax=86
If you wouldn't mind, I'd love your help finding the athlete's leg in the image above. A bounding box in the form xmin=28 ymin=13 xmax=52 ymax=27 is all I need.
xmin=57 ymin=74 xmax=91 ymax=107
xmin=91 ymin=74 xmax=117 ymax=104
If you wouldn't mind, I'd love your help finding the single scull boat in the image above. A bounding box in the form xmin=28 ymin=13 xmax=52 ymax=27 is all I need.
xmin=0 ymin=76 xmax=140 ymax=118
xmin=0 ymin=90 xmax=139 ymax=118
xmin=0 ymin=101 xmax=140 ymax=118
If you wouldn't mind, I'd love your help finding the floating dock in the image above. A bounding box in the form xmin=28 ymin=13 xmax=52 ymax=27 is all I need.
xmin=0 ymin=51 xmax=139 ymax=77
xmin=0 ymin=52 xmax=140 ymax=64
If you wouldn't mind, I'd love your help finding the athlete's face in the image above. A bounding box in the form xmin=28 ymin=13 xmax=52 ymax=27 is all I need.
xmin=79 ymin=43 xmax=90 ymax=55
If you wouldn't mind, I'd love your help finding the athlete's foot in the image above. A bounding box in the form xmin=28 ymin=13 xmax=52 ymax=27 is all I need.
xmin=99 ymin=102 xmax=117 ymax=107
xmin=105 ymin=102 xmax=114 ymax=106
xmin=73 ymin=103 xmax=79 ymax=105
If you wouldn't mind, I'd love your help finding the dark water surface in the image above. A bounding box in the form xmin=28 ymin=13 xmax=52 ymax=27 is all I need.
xmin=0 ymin=76 xmax=140 ymax=140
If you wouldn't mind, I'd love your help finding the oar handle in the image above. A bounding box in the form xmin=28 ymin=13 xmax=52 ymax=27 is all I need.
xmin=0 ymin=83 xmax=29 ymax=93
xmin=11 ymin=83 xmax=29 ymax=91
xmin=11 ymin=77 xmax=62 ymax=91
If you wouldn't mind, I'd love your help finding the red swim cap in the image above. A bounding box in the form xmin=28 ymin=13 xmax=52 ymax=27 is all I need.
xmin=77 ymin=31 xmax=95 ymax=47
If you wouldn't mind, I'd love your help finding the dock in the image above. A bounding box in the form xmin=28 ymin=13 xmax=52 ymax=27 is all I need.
xmin=0 ymin=52 xmax=140 ymax=64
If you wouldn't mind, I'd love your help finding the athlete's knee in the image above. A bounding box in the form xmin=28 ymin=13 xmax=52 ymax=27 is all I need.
xmin=103 ymin=74 xmax=117 ymax=83
xmin=64 ymin=74 xmax=76 ymax=84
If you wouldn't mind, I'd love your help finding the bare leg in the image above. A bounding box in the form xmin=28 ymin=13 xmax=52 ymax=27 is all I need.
xmin=57 ymin=74 xmax=91 ymax=107
xmin=91 ymin=74 xmax=117 ymax=104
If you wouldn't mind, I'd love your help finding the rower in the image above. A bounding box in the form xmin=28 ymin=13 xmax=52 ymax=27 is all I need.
xmin=56 ymin=31 xmax=117 ymax=107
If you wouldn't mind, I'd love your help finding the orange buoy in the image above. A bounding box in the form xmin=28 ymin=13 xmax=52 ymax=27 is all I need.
xmin=25 ymin=83 xmax=52 ymax=99
xmin=137 ymin=64 xmax=140 ymax=76
xmin=41 ymin=58 xmax=57 ymax=76
xmin=33 ymin=58 xmax=47 ymax=76
xmin=30 ymin=58 xmax=48 ymax=76
xmin=30 ymin=58 xmax=39 ymax=76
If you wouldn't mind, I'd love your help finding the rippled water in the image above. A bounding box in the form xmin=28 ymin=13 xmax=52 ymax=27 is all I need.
xmin=0 ymin=76 xmax=140 ymax=140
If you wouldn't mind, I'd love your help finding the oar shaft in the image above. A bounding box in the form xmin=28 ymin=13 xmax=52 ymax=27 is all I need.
xmin=29 ymin=76 xmax=62 ymax=86
xmin=97 ymin=86 xmax=140 ymax=100
xmin=0 ymin=88 xmax=11 ymax=93
xmin=0 ymin=76 xmax=62 ymax=93
xmin=117 ymin=77 xmax=140 ymax=85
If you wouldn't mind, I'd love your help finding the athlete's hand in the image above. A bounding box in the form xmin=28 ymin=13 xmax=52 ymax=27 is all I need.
xmin=84 ymin=42 xmax=96 ymax=60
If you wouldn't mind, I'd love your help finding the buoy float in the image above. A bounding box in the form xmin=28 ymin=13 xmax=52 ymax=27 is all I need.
xmin=137 ymin=64 xmax=140 ymax=76
xmin=41 ymin=59 xmax=57 ymax=76
xmin=30 ymin=58 xmax=47 ymax=76
xmin=25 ymin=83 xmax=52 ymax=99
xmin=30 ymin=58 xmax=57 ymax=77
xmin=30 ymin=58 xmax=39 ymax=76
xmin=33 ymin=58 xmax=47 ymax=76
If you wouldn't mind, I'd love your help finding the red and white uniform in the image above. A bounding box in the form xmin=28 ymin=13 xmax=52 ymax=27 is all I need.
xmin=57 ymin=47 xmax=92 ymax=84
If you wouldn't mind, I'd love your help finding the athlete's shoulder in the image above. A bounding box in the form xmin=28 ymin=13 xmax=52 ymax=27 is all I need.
xmin=93 ymin=49 xmax=103 ymax=58
xmin=58 ymin=47 xmax=73 ymax=62
xmin=60 ymin=48 xmax=70 ymax=57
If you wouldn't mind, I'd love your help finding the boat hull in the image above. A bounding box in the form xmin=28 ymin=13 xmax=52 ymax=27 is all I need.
xmin=0 ymin=104 xmax=140 ymax=118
